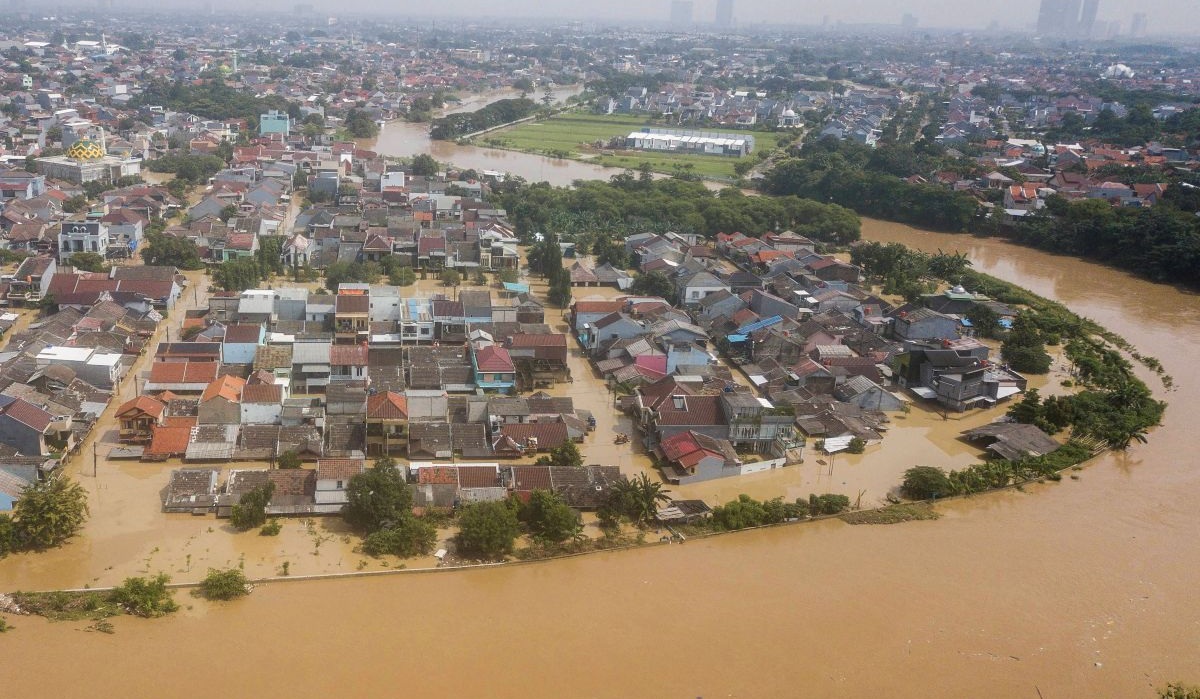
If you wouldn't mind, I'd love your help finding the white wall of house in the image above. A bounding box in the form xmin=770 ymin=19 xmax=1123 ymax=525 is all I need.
xmin=315 ymin=480 xmax=349 ymax=505
xmin=241 ymin=402 xmax=282 ymax=425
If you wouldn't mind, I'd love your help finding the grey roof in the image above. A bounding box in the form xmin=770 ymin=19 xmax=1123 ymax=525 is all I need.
xmin=291 ymin=341 xmax=332 ymax=365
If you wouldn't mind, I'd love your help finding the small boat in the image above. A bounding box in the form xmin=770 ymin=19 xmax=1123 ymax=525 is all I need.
xmin=613 ymin=433 xmax=630 ymax=445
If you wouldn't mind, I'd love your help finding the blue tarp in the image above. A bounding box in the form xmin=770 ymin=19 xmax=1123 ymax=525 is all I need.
xmin=998 ymin=318 xmax=1014 ymax=329
xmin=726 ymin=334 xmax=749 ymax=343
xmin=960 ymin=318 xmax=972 ymax=327
xmin=502 ymin=282 xmax=530 ymax=293
xmin=736 ymin=315 xmax=784 ymax=335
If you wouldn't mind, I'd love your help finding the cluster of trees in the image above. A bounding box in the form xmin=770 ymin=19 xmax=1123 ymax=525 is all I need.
xmin=850 ymin=241 xmax=973 ymax=302
xmin=131 ymin=79 xmax=297 ymax=130
xmin=230 ymin=483 xmax=274 ymax=531
xmin=0 ymin=476 xmax=89 ymax=556
xmin=527 ymin=231 xmax=571 ymax=307
xmin=142 ymin=232 xmax=205 ymax=270
xmin=343 ymin=109 xmax=379 ymax=139
xmin=145 ymin=154 xmax=227 ymax=183
xmin=762 ymin=140 xmax=980 ymax=232
xmin=345 ymin=458 xmax=438 ymax=559
xmin=213 ymin=237 xmax=287 ymax=292
xmin=1000 ymin=312 xmax=1053 ymax=374
xmin=629 ymin=271 xmax=674 ymax=301
xmin=901 ymin=441 xmax=1095 ymax=499
xmin=599 ymin=473 xmax=671 ymax=529
xmin=430 ymin=97 xmax=538 ymax=141
xmin=1007 ymin=199 xmax=1200 ymax=289
xmin=495 ymin=174 xmax=861 ymax=242
xmin=1043 ymin=104 xmax=1200 ymax=148
xmin=708 ymin=492 xmax=851 ymax=531
xmin=534 ymin=440 xmax=584 ymax=469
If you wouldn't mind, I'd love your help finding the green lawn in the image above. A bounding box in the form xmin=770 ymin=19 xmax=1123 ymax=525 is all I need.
xmin=477 ymin=111 xmax=780 ymax=180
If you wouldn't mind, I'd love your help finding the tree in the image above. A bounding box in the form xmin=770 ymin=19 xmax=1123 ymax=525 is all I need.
xmin=230 ymin=483 xmax=274 ymax=531
xmin=550 ymin=440 xmax=583 ymax=468
xmin=522 ymin=490 xmax=581 ymax=543
xmin=409 ymin=154 xmax=439 ymax=177
xmin=67 ymin=251 xmax=107 ymax=272
xmin=1001 ymin=312 xmax=1052 ymax=374
xmin=901 ymin=466 xmax=953 ymax=500
xmin=343 ymin=457 xmax=412 ymax=533
xmin=846 ymin=437 xmax=866 ymax=454
xmin=440 ymin=269 xmax=461 ymax=287
xmin=0 ymin=513 xmax=15 ymax=557
xmin=219 ymin=204 xmax=239 ymax=222
xmin=455 ymin=501 xmax=520 ymax=558
xmin=61 ymin=195 xmax=89 ymax=214
xmin=199 ymin=567 xmax=250 ymax=600
xmin=214 ymin=257 xmax=263 ymax=292
xmin=12 ymin=476 xmax=88 ymax=550
xmin=361 ymin=518 xmax=438 ymax=558
xmin=608 ymin=473 xmax=671 ymax=527
xmin=629 ymin=271 xmax=674 ymax=299
xmin=142 ymin=233 xmax=204 ymax=270
xmin=343 ymin=108 xmax=379 ymax=138
xmin=277 ymin=450 xmax=301 ymax=469
xmin=112 ymin=573 xmax=178 ymax=617
xmin=965 ymin=303 xmax=1001 ymax=339
xmin=389 ymin=266 xmax=416 ymax=286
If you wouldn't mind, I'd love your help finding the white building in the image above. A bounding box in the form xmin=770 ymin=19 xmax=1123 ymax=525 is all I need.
xmin=57 ymin=221 xmax=110 ymax=264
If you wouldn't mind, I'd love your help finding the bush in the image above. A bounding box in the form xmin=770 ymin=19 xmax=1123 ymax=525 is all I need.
xmin=277 ymin=451 xmax=301 ymax=469
xmin=901 ymin=466 xmax=953 ymax=500
xmin=361 ymin=518 xmax=438 ymax=558
xmin=12 ymin=476 xmax=89 ymax=550
xmin=259 ymin=519 xmax=282 ymax=536
xmin=199 ymin=568 xmax=250 ymax=601
xmin=808 ymin=493 xmax=851 ymax=515
xmin=111 ymin=573 xmax=178 ymax=618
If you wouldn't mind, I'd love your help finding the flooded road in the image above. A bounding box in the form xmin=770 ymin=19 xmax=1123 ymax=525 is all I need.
xmin=6 ymin=218 xmax=1200 ymax=697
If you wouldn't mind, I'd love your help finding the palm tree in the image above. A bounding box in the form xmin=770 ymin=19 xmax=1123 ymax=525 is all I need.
xmin=612 ymin=473 xmax=671 ymax=527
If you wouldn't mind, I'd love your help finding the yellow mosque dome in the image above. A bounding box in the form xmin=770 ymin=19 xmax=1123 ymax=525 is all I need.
xmin=66 ymin=138 xmax=105 ymax=161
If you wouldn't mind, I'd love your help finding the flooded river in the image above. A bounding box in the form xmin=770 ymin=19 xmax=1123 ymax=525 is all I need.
xmin=6 ymin=218 xmax=1198 ymax=697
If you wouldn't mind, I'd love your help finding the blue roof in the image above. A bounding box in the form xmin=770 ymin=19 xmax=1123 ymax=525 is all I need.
xmin=998 ymin=318 xmax=1014 ymax=329
xmin=736 ymin=315 xmax=784 ymax=335
xmin=502 ymin=282 xmax=529 ymax=293
xmin=726 ymin=334 xmax=749 ymax=343
xmin=960 ymin=317 xmax=973 ymax=327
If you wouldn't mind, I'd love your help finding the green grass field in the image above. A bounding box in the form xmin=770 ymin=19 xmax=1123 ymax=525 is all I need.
xmin=477 ymin=111 xmax=785 ymax=180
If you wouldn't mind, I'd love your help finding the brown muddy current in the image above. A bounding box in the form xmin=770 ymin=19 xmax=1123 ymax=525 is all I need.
xmin=4 ymin=213 xmax=1200 ymax=695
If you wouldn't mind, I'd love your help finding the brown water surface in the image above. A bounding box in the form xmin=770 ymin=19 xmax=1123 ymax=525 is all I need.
xmin=4 ymin=225 xmax=1200 ymax=697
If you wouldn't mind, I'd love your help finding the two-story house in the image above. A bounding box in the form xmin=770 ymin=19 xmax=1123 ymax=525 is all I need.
xmin=57 ymin=220 xmax=109 ymax=264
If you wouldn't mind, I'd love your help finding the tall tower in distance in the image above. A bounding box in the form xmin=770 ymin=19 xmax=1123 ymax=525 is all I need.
xmin=1130 ymin=12 xmax=1148 ymax=37
xmin=669 ymin=0 xmax=693 ymax=26
xmin=715 ymin=0 xmax=734 ymax=29
xmin=1078 ymin=0 xmax=1099 ymax=38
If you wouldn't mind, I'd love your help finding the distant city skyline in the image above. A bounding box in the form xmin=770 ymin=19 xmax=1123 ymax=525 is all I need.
xmin=39 ymin=0 xmax=1200 ymax=36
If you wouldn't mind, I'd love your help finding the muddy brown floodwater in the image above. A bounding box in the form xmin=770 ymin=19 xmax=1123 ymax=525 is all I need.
xmin=4 ymin=220 xmax=1200 ymax=698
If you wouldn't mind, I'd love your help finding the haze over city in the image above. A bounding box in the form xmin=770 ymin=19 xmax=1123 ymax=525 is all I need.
xmin=45 ymin=0 xmax=1200 ymax=36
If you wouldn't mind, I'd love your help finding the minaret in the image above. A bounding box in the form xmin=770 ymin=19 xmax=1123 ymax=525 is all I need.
xmin=101 ymin=33 xmax=108 ymax=54
xmin=232 ymin=50 xmax=238 ymax=74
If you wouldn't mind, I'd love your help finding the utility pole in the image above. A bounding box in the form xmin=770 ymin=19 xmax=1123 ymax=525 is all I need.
xmin=93 ymin=440 xmax=98 ymax=477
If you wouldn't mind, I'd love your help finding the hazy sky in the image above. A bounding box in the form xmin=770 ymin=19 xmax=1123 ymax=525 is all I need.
xmin=329 ymin=0 xmax=1200 ymax=35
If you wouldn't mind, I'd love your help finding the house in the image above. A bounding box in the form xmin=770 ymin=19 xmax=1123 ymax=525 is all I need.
xmin=57 ymin=220 xmax=110 ymax=264
xmin=678 ymin=270 xmax=729 ymax=306
xmin=833 ymin=375 xmax=903 ymax=411
xmin=0 ymin=395 xmax=54 ymax=456
xmin=471 ymin=344 xmax=516 ymax=391
xmin=314 ymin=457 xmax=365 ymax=512
xmin=115 ymin=395 xmax=166 ymax=443
xmin=330 ymin=344 xmax=369 ymax=383
xmin=657 ymin=430 xmax=741 ymax=485
xmin=583 ymin=312 xmax=646 ymax=356
xmin=891 ymin=307 xmax=959 ymax=341
xmin=721 ymin=392 xmax=796 ymax=451
xmin=0 ymin=469 xmax=33 ymax=512
xmin=198 ymin=375 xmax=245 ymax=425
xmin=6 ymin=255 xmax=56 ymax=306
xmin=334 ymin=292 xmax=370 ymax=343
xmin=365 ymin=391 xmax=408 ymax=456
xmin=240 ymin=383 xmax=283 ymax=425
xmin=144 ymin=361 xmax=219 ymax=393
xmin=292 ymin=341 xmax=332 ymax=394
xmin=963 ymin=422 xmax=1059 ymax=460
xmin=220 ymin=323 xmax=265 ymax=364
xmin=505 ymin=333 xmax=570 ymax=385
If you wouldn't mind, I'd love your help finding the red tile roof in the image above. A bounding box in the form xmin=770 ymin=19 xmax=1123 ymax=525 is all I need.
xmin=511 ymin=465 xmax=553 ymax=491
xmin=0 ymin=396 xmax=52 ymax=432
xmin=506 ymin=333 xmax=567 ymax=348
xmin=115 ymin=396 xmax=166 ymax=419
xmin=241 ymin=384 xmax=282 ymax=404
xmin=149 ymin=361 xmax=220 ymax=385
xmin=316 ymin=458 xmax=365 ymax=481
xmin=330 ymin=344 xmax=368 ymax=366
xmin=366 ymin=391 xmax=408 ymax=420
xmin=572 ymin=300 xmax=625 ymax=314
xmin=418 ymin=467 xmax=459 ymax=485
xmin=201 ymin=375 xmax=246 ymax=403
xmin=473 ymin=345 xmax=514 ymax=373
xmin=146 ymin=425 xmax=192 ymax=456
xmin=499 ymin=422 xmax=569 ymax=449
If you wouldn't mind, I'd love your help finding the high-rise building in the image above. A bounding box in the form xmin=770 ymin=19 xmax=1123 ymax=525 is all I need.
xmin=1130 ymin=12 xmax=1148 ymax=37
xmin=1036 ymin=0 xmax=1099 ymax=38
xmin=716 ymin=0 xmax=734 ymax=28
xmin=901 ymin=13 xmax=918 ymax=30
xmin=1078 ymin=0 xmax=1099 ymax=38
xmin=670 ymin=0 xmax=693 ymax=26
